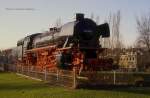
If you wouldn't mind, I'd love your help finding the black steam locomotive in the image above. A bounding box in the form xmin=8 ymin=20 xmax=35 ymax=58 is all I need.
xmin=1 ymin=13 xmax=110 ymax=71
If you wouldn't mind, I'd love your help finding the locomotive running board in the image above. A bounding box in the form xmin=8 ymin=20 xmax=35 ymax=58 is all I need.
xmin=26 ymin=45 xmax=56 ymax=53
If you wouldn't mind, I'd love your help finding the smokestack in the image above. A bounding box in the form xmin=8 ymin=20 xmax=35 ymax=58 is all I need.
xmin=76 ymin=13 xmax=84 ymax=21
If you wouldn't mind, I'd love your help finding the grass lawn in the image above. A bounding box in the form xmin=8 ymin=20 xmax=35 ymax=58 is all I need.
xmin=0 ymin=72 xmax=150 ymax=98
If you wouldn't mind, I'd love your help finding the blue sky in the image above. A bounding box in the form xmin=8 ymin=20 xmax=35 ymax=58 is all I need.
xmin=0 ymin=0 xmax=150 ymax=49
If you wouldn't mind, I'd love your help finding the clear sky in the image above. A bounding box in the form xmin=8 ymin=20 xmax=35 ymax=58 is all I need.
xmin=0 ymin=0 xmax=150 ymax=49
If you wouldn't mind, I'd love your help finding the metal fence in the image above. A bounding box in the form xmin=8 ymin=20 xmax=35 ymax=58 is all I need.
xmin=16 ymin=66 xmax=77 ymax=88
xmin=77 ymin=71 xmax=150 ymax=86
xmin=3 ymin=64 xmax=150 ymax=87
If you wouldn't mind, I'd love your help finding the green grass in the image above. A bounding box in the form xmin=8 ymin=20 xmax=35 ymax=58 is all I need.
xmin=0 ymin=72 xmax=150 ymax=98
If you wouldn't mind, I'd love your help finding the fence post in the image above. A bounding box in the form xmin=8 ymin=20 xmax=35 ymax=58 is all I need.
xmin=35 ymin=66 xmax=38 ymax=78
xmin=113 ymin=71 xmax=116 ymax=85
xmin=44 ymin=65 xmax=47 ymax=81
xmin=22 ymin=65 xmax=23 ymax=74
xmin=57 ymin=69 xmax=59 ymax=81
xmin=18 ymin=65 xmax=20 ymax=73
xmin=73 ymin=67 xmax=77 ymax=89
xmin=16 ymin=65 xmax=18 ymax=73
xmin=28 ymin=65 xmax=30 ymax=76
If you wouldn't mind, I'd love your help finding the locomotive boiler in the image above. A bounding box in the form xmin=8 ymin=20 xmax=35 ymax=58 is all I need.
xmin=16 ymin=13 xmax=111 ymax=73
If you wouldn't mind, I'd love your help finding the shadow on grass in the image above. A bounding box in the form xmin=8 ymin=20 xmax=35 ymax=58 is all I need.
xmin=0 ymin=71 xmax=8 ymax=73
xmin=0 ymin=82 xmax=49 ymax=91
xmin=78 ymin=85 xmax=150 ymax=96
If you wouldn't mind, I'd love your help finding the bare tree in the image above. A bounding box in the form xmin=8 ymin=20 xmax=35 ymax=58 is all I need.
xmin=112 ymin=11 xmax=122 ymax=49
xmin=111 ymin=11 xmax=122 ymax=64
xmin=104 ymin=11 xmax=123 ymax=49
xmin=136 ymin=14 xmax=150 ymax=51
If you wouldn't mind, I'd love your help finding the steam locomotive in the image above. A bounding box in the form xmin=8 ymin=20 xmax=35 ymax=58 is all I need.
xmin=1 ymin=13 xmax=112 ymax=72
